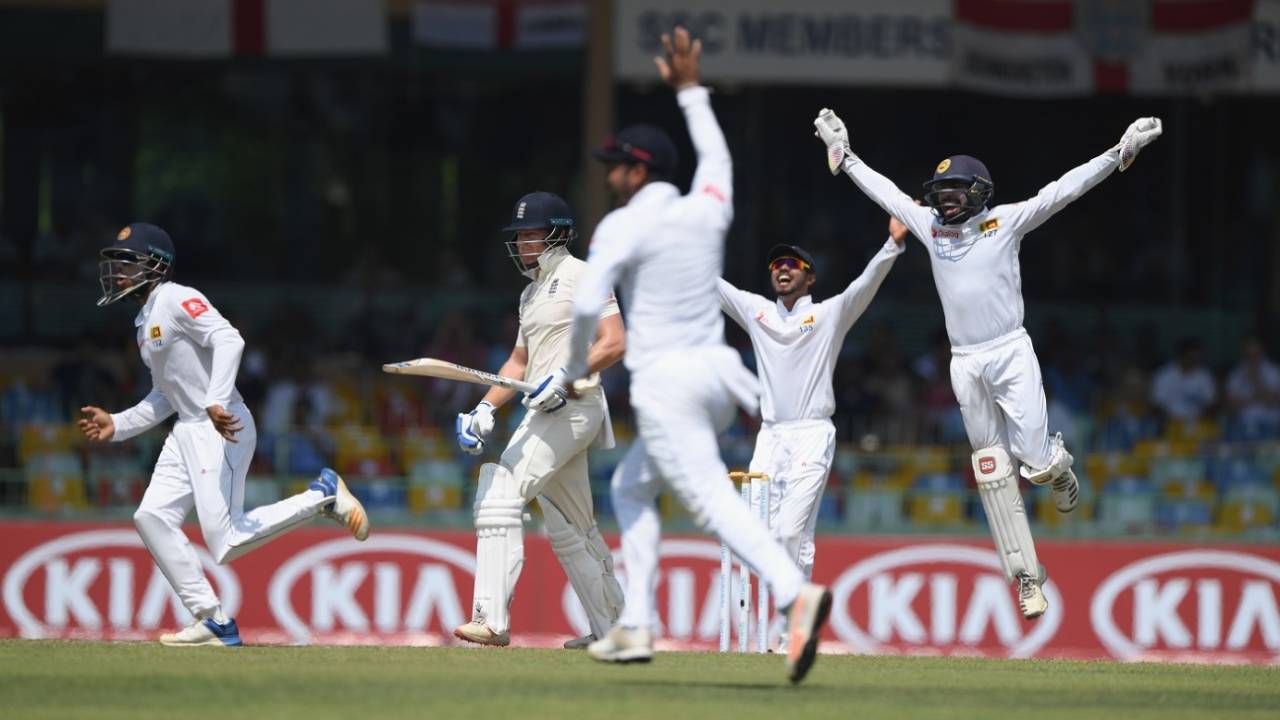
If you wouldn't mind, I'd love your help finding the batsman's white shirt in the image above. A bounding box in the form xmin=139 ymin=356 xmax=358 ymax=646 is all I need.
xmin=517 ymin=246 xmax=619 ymax=385
xmin=840 ymin=150 xmax=1118 ymax=349
xmin=566 ymin=85 xmax=805 ymax=622
xmin=717 ymin=237 xmax=902 ymax=424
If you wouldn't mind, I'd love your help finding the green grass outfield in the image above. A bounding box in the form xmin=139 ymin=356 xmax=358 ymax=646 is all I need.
xmin=2 ymin=640 xmax=1277 ymax=720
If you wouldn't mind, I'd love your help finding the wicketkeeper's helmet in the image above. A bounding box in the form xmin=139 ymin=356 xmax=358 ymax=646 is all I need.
xmin=922 ymin=155 xmax=994 ymax=226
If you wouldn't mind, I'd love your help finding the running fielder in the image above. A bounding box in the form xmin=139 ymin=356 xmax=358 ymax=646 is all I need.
xmin=813 ymin=108 xmax=1162 ymax=618
xmin=79 ymin=223 xmax=368 ymax=647
xmin=452 ymin=191 xmax=626 ymax=649
xmin=529 ymin=27 xmax=830 ymax=683
xmin=718 ymin=217 xmax=907 ymax=606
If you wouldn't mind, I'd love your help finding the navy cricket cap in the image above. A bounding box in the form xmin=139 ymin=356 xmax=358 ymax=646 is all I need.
xmin=501 ymin=191 xmax=575 ymax=233
xmin=929 ymin=155 xmax=993 ymax=188
xmin=105 ymin=222 xmax=175 ymax=264
xmin=592 ymin=124 xmax=678 ymax=175
xmin=767 ymin=244 xmax=817 ymax=271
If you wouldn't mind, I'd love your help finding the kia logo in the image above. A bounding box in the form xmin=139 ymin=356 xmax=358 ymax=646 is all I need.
xmin=268 ymin=535 xmax=475 ymax=644
xmin=830 ymin=544 xmax=1062 ymax=658
xmin=2 ymin=529 xmax=239 ymax=639
xmin=1090 ymin=550 xmax=1280 ymax=660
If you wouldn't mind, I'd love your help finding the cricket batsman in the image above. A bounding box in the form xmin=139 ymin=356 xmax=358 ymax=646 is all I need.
xmin=532 ymin=27 xmax=830 ymax=683
xmin=717 ymin=215 xmax=907 ymax=631
xmin=813 ymin=107 xmax=1162 ymax=618
xmin=452 ymin=191 xmax=627 ymax=649
xmin=79 ymin=223 xmax=368 ymax=646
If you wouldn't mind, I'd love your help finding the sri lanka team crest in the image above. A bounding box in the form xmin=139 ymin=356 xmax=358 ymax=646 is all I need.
xmin=149 ymin=325 xmax=163 ymax=348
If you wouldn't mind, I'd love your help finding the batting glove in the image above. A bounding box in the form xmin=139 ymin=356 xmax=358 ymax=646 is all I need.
xmin=523 ymin=368 xmax=570 ymax=414
xmin=813 ymin=108 xmax=852 ymax=175
xmin=455 ymin=401 xmax=496 ymax=455
xmin=1115 ymin=117 xmax=1162 ymax=172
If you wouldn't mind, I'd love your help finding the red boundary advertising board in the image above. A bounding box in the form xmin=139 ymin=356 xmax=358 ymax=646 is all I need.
xmin=2 ymin=521 xmax=1278 ymax=664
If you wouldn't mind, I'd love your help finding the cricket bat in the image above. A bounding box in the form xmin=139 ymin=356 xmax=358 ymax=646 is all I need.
xmin=382 ymin=357 xmax=601 ymax=394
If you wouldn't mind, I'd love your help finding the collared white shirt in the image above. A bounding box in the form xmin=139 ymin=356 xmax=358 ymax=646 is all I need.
xmin=517 ymin=246 xmax=619 ymax=384
xmin=719 ymin=238 xmax=901 ymax=423
xmin=565 ymin=85 xmax=734 ymax=379
xmin=111 ymin=281 xmax=245 ymax=441
xmin=841 ymin=149 xmax=1119 ymax=348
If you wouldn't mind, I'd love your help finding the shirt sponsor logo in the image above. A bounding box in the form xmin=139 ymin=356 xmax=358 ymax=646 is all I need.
xmin=932 ymin=227 xmax=961 ymax=239
xmin=754 ymin=311 xmax=769 ymax=327
xmin=181 ymin=298 xmax=209 ymax=319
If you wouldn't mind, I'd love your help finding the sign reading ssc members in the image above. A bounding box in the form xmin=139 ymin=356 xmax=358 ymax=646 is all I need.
xmin=613 ymin=0 xmax=951 ymax=86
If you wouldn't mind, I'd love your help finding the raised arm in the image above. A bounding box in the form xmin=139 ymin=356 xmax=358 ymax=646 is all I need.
xmin=659 ymin=27 xmax=733 ymax=223
xmin=717 ymin=278 xmax=757 ymax=330
xmin=814 ymin=109 xmax=935 ymax=242
xmin=997 ymin=116 xmax=1161 ymax=235
xmin=834 ymin=230 xmax=905 ymax=335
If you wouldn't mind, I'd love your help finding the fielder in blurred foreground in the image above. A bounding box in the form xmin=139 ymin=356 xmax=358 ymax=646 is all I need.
xmin=717 ymin=215 xmax=907 ymax=648
xmin=79 ymin=223 xmax=368 ymax=647
xmin=531 ymin=27 xmax=830 ymax=684
xmin=815 ymin=107 xmax=1162 ymax=618
xmin=452 ymin=192 xmax=627 ymax=648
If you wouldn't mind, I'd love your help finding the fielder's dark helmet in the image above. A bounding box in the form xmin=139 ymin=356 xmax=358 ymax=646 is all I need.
xmin=97 ymin=223 xmax=175 ymax=306
xmin=922 ymin=155 xmax=994 ymax=226
xmin=502 ymin=191 xmax=577 ymax=274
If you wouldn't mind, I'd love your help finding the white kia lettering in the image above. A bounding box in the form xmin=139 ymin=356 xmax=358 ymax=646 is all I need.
xmin=1090 ymin=550 xmax=1280 ymax=659
xmin=2 ymin=530 xmax=238 ymax=639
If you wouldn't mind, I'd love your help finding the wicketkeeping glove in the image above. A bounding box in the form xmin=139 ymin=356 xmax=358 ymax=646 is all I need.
xmin=523 ymin=368 xmax=569 ymax=414
xmin=813 ymin=108 xmax=852 ymax=175
xmin=1114 ymin=117 xmax=1162 ymax=172
xmin=455 ymin=401 xmax=496 ymax=455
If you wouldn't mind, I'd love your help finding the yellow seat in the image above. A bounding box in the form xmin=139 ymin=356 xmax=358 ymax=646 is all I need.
xmin=19 ymin=424 xmax=80 ymax=465
xmin=908 ymin=492 xmax=964 ymax=526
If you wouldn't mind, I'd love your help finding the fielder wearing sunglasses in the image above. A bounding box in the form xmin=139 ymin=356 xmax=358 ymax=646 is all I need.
xmin=714 ymin=217 xmax=908 ymax=611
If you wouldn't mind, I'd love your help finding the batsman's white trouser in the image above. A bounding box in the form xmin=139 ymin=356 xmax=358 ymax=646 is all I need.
xmin=133 ymin=403 xmax=329 ymax=618
xmin=749 ymin=420 xmax=835 ymax=580
xmin=949 ymin=329 xmax=1054 ymax=471
xmin=614 ymin=347 xmax=804 ymax=630
xmin=469 ymin=390 xmax=614 ymax=634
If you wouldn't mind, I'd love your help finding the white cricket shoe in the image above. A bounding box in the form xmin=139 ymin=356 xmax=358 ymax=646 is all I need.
xmin=587 ymin=626 xmax=653 ymax=663
xmin=310 ymin=468 xmax=370 ymax=541
xmin=785 ymin=583 xmax=832 ymax=685
xmin=159 ymin=618 xmax=242 ymax=647
xmin=1018 ymin=572 xmax=1048 ymax=619
xmin=453 ymin=619 xmax=510 ymax=647
xmin=562 ymin=634 xmax=596 ymax=650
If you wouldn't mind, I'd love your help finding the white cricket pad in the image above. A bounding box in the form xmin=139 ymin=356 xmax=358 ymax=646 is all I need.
xmin=543 ymin=502 xmax=623 ymax=638
xmin=471 ymin=463 xmax=525 ymax=634
xmin=972 ymin=447 xmax=1040 ymax=582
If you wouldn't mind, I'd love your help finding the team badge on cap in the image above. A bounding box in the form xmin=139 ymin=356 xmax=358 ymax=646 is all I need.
xmin=936 ymin=158 xmax=951 ymax=174
xmin=117 ymin=226 xmax=132 ymax=241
